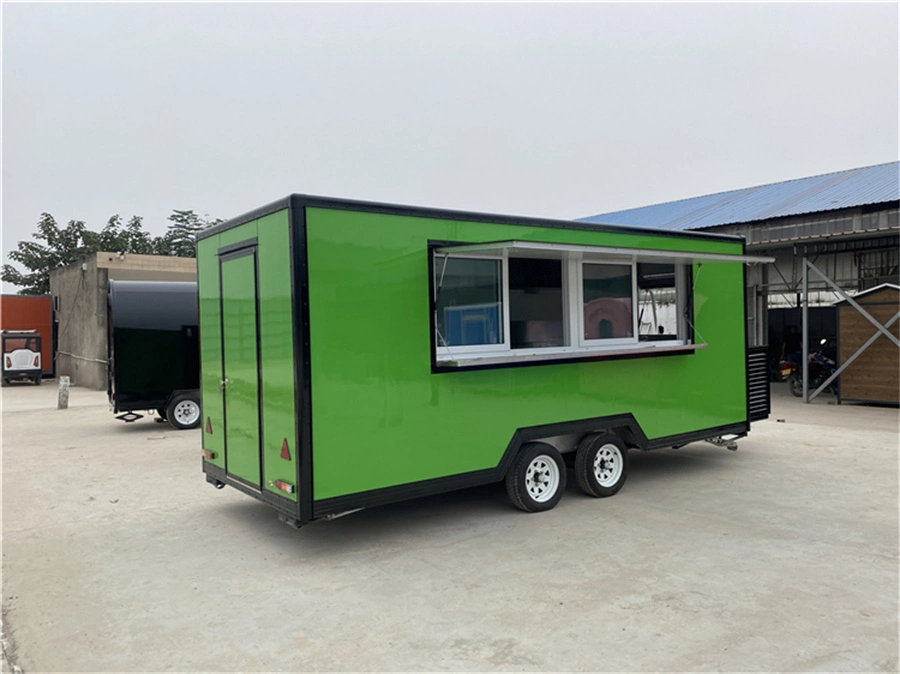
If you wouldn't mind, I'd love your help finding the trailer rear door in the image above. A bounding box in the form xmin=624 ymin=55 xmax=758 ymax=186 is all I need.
xmin=221 ymin=251 xmax=262 ymax=487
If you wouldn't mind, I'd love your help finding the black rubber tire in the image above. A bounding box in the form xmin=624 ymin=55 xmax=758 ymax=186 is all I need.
xmin=33 ymin=375 xmax=41 ymax=386
xmin=165 ymin=393 xmax=202 ymax=430
xmin=505 ymin=442 xmax=566 ymax=513
xmin=575 ymin=432 xmax=629 ymax=498
xmin=788 ymin=374 xmax=803 ymax=397
xmin=157 ymin=407 xmax=168 ymax=421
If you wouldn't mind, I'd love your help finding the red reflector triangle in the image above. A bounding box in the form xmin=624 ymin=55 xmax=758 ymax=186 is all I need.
xmin=205 ymin=417 xmax=212 ymax=434
xmin=280 ymin=438 xmax=292 ymax=461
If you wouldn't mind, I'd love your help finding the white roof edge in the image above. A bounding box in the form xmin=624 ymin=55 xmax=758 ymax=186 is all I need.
xmin=435 ymin=240 xmax=775 ymax=264
xmin=832 ymin=283 xmax=900 ymax=305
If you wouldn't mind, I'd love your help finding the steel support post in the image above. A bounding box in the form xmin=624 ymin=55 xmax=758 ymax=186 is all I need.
xmin=802 ymin=258 xmax=809 ymax=403
xmin=802 ymin=258 xmax=900 ymax=403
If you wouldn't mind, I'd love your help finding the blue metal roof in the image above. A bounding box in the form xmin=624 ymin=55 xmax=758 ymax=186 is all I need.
xmin=580 ymin=161 xmax=899 ymax=230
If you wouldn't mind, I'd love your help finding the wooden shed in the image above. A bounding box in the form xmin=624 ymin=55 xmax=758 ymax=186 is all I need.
xmin=835 ymin=284 xmax=900 ymax=405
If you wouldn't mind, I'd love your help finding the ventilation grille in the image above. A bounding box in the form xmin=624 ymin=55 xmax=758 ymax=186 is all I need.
xmin=747 ymin=346 xmax=770 ymax=422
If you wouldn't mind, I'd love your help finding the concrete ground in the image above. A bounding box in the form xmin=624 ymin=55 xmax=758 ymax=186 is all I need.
xmin=1 ymin=381 xmax=897 ymax=672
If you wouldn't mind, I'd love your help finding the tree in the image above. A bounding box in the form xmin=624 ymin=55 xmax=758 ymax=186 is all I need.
xmin=1 ymin=214 xmax=97 ymax=295
xmin=1 ymin=209 xmax=221 ymax=295
xmin=89 ymin=215 xmax=158 ymax=255
xmin=164 ymin=210 xmax=224 ymax=258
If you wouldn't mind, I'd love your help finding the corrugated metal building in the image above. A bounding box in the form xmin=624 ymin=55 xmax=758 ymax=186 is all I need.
xmin=580 ymin=162 xmax=899 ymax=354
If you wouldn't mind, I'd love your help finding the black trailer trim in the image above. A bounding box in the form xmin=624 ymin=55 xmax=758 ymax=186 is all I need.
xmin=199 ymin=198 xmax=292 ymax=241
xmin=427 ymin=244 xmax=439 ymax=374
xmin=199 ymin=194 xmax=743 ymax=244
xmin=227 ymin=471 xmax=263 ymax=493
xmin=203 ymin=462 xmax=299 ymax=517
xmin=218 ymin=238 xmax=259 ymax=257
xmin=312 ymin=415 xmax=749 ymax=517
xmin=115 ymin=399 xmax=166 ymax=413
xmin=219 ymin=245 xmax=258 ymax=263
xmin=644 ymin=422 xmax=749 ymax=450
xmin=289 ymin=195 xmax=315 ymax=525
xmin=742 ymin=245 xmax=750 ymax=424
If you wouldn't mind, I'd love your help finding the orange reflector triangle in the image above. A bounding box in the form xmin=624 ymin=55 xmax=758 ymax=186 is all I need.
xmin=205 ymin=417 xmax=212 ymax=434
xmin=280 ymin=438 xmax=292 ymax=461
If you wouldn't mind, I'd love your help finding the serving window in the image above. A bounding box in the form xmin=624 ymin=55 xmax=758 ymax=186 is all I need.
xmin=431 ymin=241 xmax=710 ymax=369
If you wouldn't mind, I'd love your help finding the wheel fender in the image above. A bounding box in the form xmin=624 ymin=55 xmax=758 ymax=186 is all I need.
xmin=164 ymin=389 xmax=202 ymax=409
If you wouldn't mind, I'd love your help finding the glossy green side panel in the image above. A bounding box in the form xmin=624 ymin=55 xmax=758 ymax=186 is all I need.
xmin=221 ymin=254 xmax=261 ymax=485
xmin=305 ymin=208 xmax=748 ymax=500
xmin=198 ymin=236 xmax=224 ymax=466
xmin=198 ymin=223 xmax=261 ymax=465
xmin=256 ymin=211 xmax=298 ymax=500
xmin=218 ymin=222 xmax=259 ymax=248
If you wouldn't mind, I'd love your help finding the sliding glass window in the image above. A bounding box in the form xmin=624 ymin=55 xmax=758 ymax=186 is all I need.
xmin=434 ymin=256 xmax=503 ymax=348
xmin=581 ymin=263 xmax=635 ymax=343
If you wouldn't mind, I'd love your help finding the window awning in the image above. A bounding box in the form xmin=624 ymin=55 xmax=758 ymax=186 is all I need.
xmin=434 ymin=240 xmax=774 ymax=265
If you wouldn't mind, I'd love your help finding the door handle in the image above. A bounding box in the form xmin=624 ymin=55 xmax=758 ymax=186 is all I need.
xmin=220 ymin=378 xmax=230 ymax=392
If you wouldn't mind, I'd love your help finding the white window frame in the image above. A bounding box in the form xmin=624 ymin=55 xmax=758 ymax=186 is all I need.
xmin=432 ymin=244 xmax=728 ymax=367
xmin=507 ymin=253 xmax=572 ymax=355
xmin=434 ymin=253 xmax=510 ymax=360
xmin=578 ymin=259 xmax=640 ymax=348
xmin=635 ymin=263 xmax=690 ymax=344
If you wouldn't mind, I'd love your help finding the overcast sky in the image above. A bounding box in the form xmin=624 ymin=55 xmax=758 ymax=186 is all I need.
xmin=2 ymin=2 xmax=898 ymax=290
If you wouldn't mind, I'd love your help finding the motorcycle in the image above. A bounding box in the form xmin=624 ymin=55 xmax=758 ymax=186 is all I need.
xmin=781 ymin=338 xmax=838 ymax=397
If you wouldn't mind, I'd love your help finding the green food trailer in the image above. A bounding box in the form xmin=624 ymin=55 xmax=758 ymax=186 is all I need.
xmin=197 ymin=195 xmax=771 ymax=527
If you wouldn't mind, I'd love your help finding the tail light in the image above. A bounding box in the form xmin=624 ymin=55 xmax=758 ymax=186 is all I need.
xmin=4 ymin=356 xmax=10 ymax=369
xmin=271 ymin=479 xmax=294 ymax=494
xmin=33 ymin=355 xmax=40 ymax=367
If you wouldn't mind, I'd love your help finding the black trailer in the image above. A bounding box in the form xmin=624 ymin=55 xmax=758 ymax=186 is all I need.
xmin=108 ymin=281 xmax=201 ymax=429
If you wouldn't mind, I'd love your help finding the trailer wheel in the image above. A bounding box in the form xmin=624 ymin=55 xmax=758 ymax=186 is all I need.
xmin=575 ymin=432 xmax=628 ymax=498
xmin=33 ymin=375 xmax=41 ymax=386
xmin=166 ymin=393 xmax=201 ymax=430
xmin=505 ymin=442 xmax=566 ymax=512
